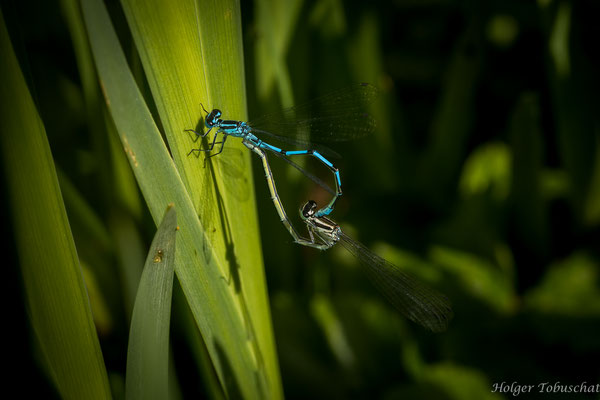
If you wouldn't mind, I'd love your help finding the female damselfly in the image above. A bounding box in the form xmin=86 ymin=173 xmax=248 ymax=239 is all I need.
xmin=297 ymin=200 xmax=453 ymax=332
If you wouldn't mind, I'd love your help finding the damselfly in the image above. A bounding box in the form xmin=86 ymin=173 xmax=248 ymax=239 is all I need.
xmin=298 ymin=200 xmax=453 ymax=332
xmin=186 ymin=83 xmax=377 ymax=218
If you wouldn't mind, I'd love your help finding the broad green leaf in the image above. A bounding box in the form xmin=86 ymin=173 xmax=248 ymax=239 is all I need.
xmin=524 ymin=252 xmax=600 ymax=317
xmin=459 ymin=142 xmax=512 ymax=201
xmin=420 ymin=362 xmax=504 ymax=400
xmin=346 ymin=12 xmax=395 ymax=191
xmin=549 ymin=2 xmax=571 ymax=77
xmin=0 ymin=8 xmax=110 ymax=399
xmin=254 ymin=0 xmax=303 ymax=105
xmin=126 ymin=206 xmax=177 ymax=400
xmin=310 ymin=294 xmax=356 ymax=370
xmin=486 ymin=14 xmax=519 ymax=48
xmin=429 ymin=246 xmax=516 ymax=314
xmin=548 ymin=2 xmax=596 ymax=225
xmin=420 ymin=21 xmax=482 ymax=202
xmin=81 ymin=0 xmax=281 ymax=397
xmin=508 ymin=93 xmax=547 ymax=256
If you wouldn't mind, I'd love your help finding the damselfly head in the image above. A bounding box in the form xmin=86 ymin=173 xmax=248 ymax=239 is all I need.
xmin=205 ymin=109 xmax=222 ymax=127
xmin=300 ymin=200 xmax=318 ymax=219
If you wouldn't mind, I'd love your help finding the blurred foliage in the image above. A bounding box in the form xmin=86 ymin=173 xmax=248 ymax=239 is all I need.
xmin=3 ymin=0 xmax=600 ymax=399
xmin=246 ymin=0 xmax=600 ymax=398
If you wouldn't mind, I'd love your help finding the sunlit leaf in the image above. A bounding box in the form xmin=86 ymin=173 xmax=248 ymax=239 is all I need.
xmin=126 ymin=206 xmax=177 ymax=400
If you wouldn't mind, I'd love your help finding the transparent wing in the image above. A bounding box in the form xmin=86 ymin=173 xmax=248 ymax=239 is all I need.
xmin=249 ymin=83 xmax=378 ymax=143
xmin=253 ymin=129 xmax=341 ymax=159
xmin=269 ymin=150 xmax=335 ymax=196
xmin=339 ymin=232 xmax=453 ymax=332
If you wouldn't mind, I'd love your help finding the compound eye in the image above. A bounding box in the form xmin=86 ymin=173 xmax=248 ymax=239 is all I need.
xmin=301 ymin=200 xmax=317 ymax=218
xmin=205 ymin=109 xmax=221 ymax=127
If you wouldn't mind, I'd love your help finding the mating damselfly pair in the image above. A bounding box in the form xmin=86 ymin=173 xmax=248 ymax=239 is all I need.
xmin=187 ymin=83 xmax=453 ymax=332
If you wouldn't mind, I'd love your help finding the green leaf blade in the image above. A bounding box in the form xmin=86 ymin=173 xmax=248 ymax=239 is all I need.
xmin=126 ymin=206 xmax=177 ymax=400
xmin=82 ymin=0 xmax=280 ymax=398
xmin=0 ymin=8 xmax=111 ymax=399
